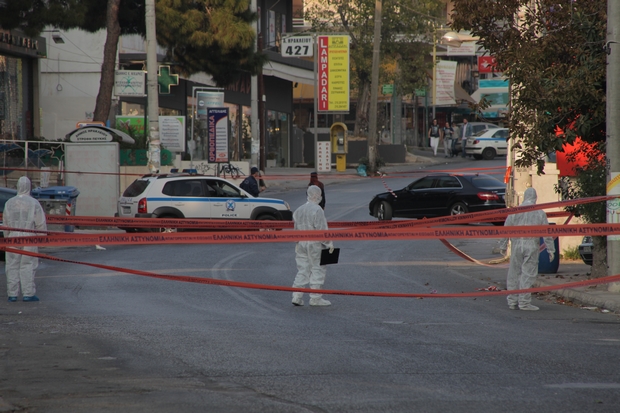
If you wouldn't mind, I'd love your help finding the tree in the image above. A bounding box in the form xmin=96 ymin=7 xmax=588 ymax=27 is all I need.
xmin=0 ymin=0 xmax=264 ymax=123
xmin=304 ymin=0 xmax=444 ymax=137
xmin=451 ymin=0 xmax=607 ymax=276
xmin=156 ymin=0 xmax=265 ymax=86
xmin=450 ymin=0 xmax=607 ymax=172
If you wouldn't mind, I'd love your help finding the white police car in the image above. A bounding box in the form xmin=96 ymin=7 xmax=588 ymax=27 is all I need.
xmin=116 ymin=170 xmax=292 ymax=232
xmin=465 ymin=128 xmax=509 ymax=160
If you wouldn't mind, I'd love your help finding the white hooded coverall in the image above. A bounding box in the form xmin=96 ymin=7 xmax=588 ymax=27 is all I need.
xmin=499 ymin=187 xmax=555 ymax=308
xmin=4 ymin=177 xmax=47 ymax=298
xmin=292 ymin=185 xmax=334 ymax=302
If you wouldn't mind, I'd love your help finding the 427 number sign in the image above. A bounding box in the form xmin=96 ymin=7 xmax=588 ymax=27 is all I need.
xmin=281 ymin=36 xmax=314 ymax=57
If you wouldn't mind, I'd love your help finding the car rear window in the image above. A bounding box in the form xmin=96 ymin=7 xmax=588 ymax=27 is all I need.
xmin=122 ymin=179 xmax=151 ymax=197
xmin=470 ymin=175 xmax=504 ymax=188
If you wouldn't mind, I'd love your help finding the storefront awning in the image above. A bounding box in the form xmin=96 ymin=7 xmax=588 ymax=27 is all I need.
xmin=262 ymin=61 xmax=315 ymax=85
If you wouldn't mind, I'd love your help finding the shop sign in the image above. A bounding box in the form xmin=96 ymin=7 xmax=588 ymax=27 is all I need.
xmin=207 ymin=108 xmax=229 ymax=163
xmin=317 ymin=35 xmax=350 ymax=112
xmin=68 ymin=127 xmax=113 ymax=143
xmin=115 ymin=71 xmax=146 ymax=96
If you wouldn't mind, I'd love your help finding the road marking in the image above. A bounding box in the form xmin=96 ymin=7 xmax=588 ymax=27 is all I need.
xmin=545 ymin=383 xmax=620 ymax=389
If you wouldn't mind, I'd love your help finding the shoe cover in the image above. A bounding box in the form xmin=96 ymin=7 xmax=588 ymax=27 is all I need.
xmin=309 ymin=298 xmax=331 ymax=306
xmin=22 ymin=296 xmax=39 ymax=302
xmin=519 ymin=304 xmax=539 ymax=311
xmin=7 ymin=297 xmax=17 ymax=302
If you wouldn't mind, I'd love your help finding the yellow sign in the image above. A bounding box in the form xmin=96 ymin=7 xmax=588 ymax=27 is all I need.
xmin=317 ymin=35 xmax=350 ymax=112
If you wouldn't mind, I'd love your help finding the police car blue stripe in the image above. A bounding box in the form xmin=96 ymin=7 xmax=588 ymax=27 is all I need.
xmin=148 ymin=197 xmax=286 ymax=205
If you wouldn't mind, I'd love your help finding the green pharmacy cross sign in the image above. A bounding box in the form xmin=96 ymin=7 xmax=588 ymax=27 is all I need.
xmin=158 ymin=66 xmax=179 ymax=94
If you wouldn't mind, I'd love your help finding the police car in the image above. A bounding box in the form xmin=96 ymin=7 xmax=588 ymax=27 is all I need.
xmin=116 ymin=170 xmax=292 ymax=232
xmin=465 ymin=128 xmax=509 ymax=160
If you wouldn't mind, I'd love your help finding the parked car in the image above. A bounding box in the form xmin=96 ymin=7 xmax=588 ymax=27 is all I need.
xmin=369 ymin=172 xmax=506 ymax=222
xmin=0 ymin=187 xmax=18 ymax=261
xmin=452 ymin=122 xmax=501 ymax=156
xmin=116 ymin=171 xmax=293 ymax=232
xmin=465 ymin=128 xmax=509 ymax=160
xmin=579 ymin=236 xmax=593 ymax=266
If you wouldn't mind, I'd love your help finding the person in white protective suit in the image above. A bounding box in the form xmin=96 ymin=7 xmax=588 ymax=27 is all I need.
xmin=4 ymin=176 xmax=47 ymax=302
xmin=499 ymin=187 xmax=555 ymax=311
xmin=291 ymin=185 xmax=334 ymax=307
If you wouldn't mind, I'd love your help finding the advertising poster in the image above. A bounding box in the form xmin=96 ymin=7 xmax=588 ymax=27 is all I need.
xmin=197 ymin=91 xmax=224 ymax=120
xmin=317 ymin=141 xmax=331 ymax=172
xmin=317 ymin=35 xmax=350 ymax=112
xmin=435 ymin=60 xmax=458 ymax=106
xmin=607 ymin=173 xmax=620 ymax=241
xmin=158 ymin=116 xmax=185 ymax=152
xmin=114 ymin=71 xmax=146 ymax=96
xmin=207 ymin=108 xmax=229 ymax=163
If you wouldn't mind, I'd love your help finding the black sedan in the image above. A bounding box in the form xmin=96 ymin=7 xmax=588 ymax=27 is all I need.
xmin=369 ymin=173 xmax=506 ymax=221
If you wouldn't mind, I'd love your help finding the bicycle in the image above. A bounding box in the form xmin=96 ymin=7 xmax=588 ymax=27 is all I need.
xmin=218 ymin=162 xmax=244 ymax=179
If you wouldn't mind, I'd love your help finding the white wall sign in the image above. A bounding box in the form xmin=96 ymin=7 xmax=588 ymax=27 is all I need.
xmin=435 ymin=60 xmax=458 ymax=106
xmin=67 ymin=127 xmax=113 ymax=142
xmin=159 ymin=116 xmax=185 ymax=153
xmin=114 ymin=70 xmax=146 ymax=96
xmin=281 ymin=36 xmax=313 ymax=57
xmin=317 ymin=141 xmax=331 ymax=172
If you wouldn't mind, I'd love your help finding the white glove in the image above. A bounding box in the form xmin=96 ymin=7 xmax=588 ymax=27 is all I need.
xmin=329 ymin=246 xmax=335 ymax=254
xmin=548 ymin=252 xmax=555 ymax=262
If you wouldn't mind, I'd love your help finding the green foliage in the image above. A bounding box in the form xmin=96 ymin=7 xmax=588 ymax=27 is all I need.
xmin=451 ymin=0 xmax=607 ymax=173
xmin=0 ymin=0 xmax=263 ymax=86
xmin=156 ymin=0 xmax=265 ymax=85
xmin=0 ymin=0 xmax=144 ymax=36
xmin=561 ymin=245 xmax=581 ymax=261
xmin=555 ymin=142 xmax=607 ymax=225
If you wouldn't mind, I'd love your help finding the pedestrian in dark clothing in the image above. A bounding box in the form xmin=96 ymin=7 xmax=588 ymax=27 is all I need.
xmin=240 ymin=167 xmax=264 ymax=197
xmin=308 ymin=172 xmax=326 ymax=209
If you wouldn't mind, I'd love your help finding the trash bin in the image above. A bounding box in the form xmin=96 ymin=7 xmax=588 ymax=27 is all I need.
xmin=538 ymin=224 xmax=560 ymax=274
xmin=31 ymin=186 xmax=80 ymax=232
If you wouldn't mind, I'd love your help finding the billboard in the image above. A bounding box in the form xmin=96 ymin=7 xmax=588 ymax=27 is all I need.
xmin=207 ymin=108 xmax=229 ymax=163
xmin=317 ymin=35 xmax=350 ymax=112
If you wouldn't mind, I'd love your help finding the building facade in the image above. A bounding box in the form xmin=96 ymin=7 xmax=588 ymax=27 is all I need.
xmin=0 ymin=29 xmax=46 ymax=141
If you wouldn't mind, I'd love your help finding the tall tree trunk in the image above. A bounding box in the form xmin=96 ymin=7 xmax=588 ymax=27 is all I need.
xmin=93 ymin=0 xmax=121 ymax=123
xmin=354 ymin=81 xmax=370 ymax=137
xmin=592 ymin=235 xmax=607 ymax=279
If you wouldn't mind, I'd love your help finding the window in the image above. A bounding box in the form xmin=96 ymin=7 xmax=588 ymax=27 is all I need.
xmin=436 ymin=176 xmax=461 ymax=188
xmin=162 ymin=180 xmax=205 ymax=197
xmin=409 ymin=177 xmax=434 ymax=190
xmin=122 ymin=180 xmax=151 ymax=197
xmin=208 ymin=180 xmax=241 ymax=197
xmin=493 ymin=129 xmax=509 ymax=139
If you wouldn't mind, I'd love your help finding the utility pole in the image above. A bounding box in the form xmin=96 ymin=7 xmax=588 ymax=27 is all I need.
xmin=607 ymin=0 xmax=620 ymax=288
xmin=368 ymin=0 xmax=382 ymax=175
xmin=258 ymin=34 xmax=266 ymax=172
xmin=251 ymin=0 xmax=259 ymax=168
xmin=145 ymin=0 xmax=160 ymax=173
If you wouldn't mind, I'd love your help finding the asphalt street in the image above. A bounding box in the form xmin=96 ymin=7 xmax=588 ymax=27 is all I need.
xmin=1 ymin=152 xmax=619 ymax=413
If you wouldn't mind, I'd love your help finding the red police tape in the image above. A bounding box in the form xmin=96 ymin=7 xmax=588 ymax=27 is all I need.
xmin=0 ymin=194 xmax=604 ymax=231
xmin=0 ymin=222 xmax=618 ymax=249
xmin=6 ymin=247 xmax=620 ymax=298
